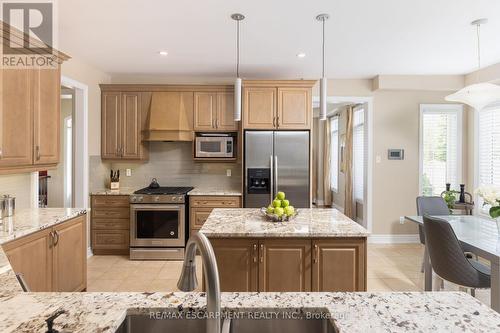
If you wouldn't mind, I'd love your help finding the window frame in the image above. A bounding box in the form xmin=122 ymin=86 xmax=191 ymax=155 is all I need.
xmin=330 ymin=115 xmax=339 ymax=192
xmin=418 ymin=104 xmax=464 ymax=196
xmin=353 ymin=107 xmax=365 ymax=203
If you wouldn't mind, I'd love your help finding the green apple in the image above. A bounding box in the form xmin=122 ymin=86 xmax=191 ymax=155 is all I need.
xmin=272 ymin=199 xmax=282 ymax=208
xmin=284 ymin=206 xmax=295 ymax=217
xmin=274 ymin=207 xmax=284 ymax=217
xmin=266 ymin=205 xmax=275 ymax=214
xmin=276 ymin=191 xmax=286 ymax=200
xmin=281 ymin=199 xmax=290 ymax=207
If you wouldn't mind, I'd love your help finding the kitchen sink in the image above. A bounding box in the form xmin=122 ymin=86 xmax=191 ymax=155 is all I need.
xmin=115 ymin=311 xmax=337 ymax=333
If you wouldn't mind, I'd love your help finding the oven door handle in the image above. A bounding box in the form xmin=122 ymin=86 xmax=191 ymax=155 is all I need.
xmin=131 ymin=204 xmax=182 ymax=210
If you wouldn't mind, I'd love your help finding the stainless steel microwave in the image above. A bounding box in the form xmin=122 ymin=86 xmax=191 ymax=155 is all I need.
xmin=195 ymin=134 xmax=235 ymax=158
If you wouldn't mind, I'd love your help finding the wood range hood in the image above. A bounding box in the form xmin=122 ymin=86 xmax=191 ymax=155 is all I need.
xmin=143 ymin=91 xmax=195 ymax=142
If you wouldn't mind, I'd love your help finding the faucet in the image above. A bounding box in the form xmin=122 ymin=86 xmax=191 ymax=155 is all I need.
xmin=177 ymin=232 xmax=221 ymax=333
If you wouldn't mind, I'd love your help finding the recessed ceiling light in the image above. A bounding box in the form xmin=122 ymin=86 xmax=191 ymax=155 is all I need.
xmin=159 ymin=51 xmax=168 ymax=56
xmin=296 ymin=52 xmax=306 ymax=58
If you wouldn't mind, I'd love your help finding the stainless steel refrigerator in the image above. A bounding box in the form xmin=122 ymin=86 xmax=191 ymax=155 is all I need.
xmin=244 ymin=131 xmax=310 ymax=208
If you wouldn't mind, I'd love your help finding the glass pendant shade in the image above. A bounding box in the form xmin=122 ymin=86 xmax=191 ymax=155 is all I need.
xmin=445 ymin=83 xmax=500 ymax=111
xmin=234 ymin=77 xmax=242 ymax=121
xmin=319 ymin=77 xmax=327 ymax=120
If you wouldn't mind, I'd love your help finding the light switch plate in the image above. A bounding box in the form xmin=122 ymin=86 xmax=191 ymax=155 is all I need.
xmin=376 ymin=155 xmax=382 ymax=163
xmin=399 ymin=216 xmax=405 ymax=224
xmin=226 ymin=169 xmax=232 ymax=177
xmin=126 ymin=169 xmax=132 ymax=177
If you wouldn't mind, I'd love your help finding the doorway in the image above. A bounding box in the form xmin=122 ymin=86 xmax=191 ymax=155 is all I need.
xmin=312 ymin=96 xmax=373 ymax=232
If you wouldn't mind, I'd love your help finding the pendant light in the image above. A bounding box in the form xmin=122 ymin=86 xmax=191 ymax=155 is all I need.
xmin=316 ymin=13 xmax=330 ymax=121
xmin=445 ymin=18 xmax=500 ymax=110
xmin=231 ymin=13 xmax=245 ymax=121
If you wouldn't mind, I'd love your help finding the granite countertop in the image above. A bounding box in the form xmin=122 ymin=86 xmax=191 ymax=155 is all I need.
xmin=188 ymin=187 xmax=242 ymax=196
xmin=90 ymin=188 xmax=137 ymax=195
xmin=200 ymin=208 xmax=369 ymax=238
xmin=0 ymin=208 xmax=87 ymax=293
xmin=0 ymin=291 xmax=499 ymax=332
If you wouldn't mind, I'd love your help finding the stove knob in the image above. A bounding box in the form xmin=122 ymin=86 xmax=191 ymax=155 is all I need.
xmin=173 ymin=196 xmax=178 ymax=202
xmin=138 ymin=196 xmax=143 ymax=202
xmin=131 ymin=196 xmax=136 ymax=202
xmin=154 ymin=196 xmax=160 ymax=202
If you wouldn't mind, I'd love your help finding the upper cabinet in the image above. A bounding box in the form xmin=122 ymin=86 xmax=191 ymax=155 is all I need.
xmin=242 ymin=80 xmax=315 ymax=130
xmin=194 ymin=91 xmax=237 ymax=132
xmin=101 ymin=91 xmax=149 ymax=161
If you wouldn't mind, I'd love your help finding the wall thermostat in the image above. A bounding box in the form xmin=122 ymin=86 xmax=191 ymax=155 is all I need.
xmin=388 ymin=149 xmax=404 ymax=160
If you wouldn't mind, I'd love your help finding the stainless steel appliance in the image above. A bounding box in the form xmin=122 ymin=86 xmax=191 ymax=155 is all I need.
xmin=195 ymin=133 xmax=235 ymax=158
xmin=244 ymin=131 xmax=310 ymax=208
xmin=130 ymin=183 xmax=193 ymax=260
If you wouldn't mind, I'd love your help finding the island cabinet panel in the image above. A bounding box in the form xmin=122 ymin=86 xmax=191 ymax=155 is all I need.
xmin=3 ymin=228 xmax=53 ymax=292
xmin=2 ymin=214 xmax=87 ymax=292
xmin=258 ymin=239 xmax=311 ymax=292
xmin=312 ymin=239 xmax=366 ymax=292
xmin=210 ymin=239 xmax=258 ymax=292
xmin=91 ymin=195 xmax=130 ymax=255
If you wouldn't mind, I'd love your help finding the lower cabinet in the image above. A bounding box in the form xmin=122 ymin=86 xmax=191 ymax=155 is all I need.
xmin=209 ymin=237 xmax=366 ymax=292
xmin=3 ymin=214 xmax=87 ymax=292
xmin=189 ymin=196 xmax=241 ymax=236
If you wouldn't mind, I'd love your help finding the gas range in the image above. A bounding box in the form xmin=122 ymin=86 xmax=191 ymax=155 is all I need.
xmin=130 ymin=186 xmax=193 ymax=204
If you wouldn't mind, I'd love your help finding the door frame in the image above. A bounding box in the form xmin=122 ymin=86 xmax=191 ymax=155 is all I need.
xmin=312 ymin=96 xmax=374 ymax=233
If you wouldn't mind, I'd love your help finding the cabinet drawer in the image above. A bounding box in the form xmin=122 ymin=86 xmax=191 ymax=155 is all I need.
xmin=91 ymin=195 xmax=130 ymax=208
xmin=92 ymin=230 xmax=129 ymax=249
xmin=190 ymin=196 xmax=241 ymax=208
xmin=92 ymin=208 xmax=129 ymax=219
xmin=93 ymin=218 xmax=130 ymax=230
xmin=190 ymin=208 xmax=213 ymax=229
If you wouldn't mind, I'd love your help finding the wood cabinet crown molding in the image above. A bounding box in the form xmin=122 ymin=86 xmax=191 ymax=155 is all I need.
xmin=100 ymin=84 xmax=234 ymax=92
xmin=243 ymin=80 xmax=317 ymax=88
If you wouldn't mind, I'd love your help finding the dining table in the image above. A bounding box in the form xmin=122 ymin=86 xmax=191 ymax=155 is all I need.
xmin=405 ymin=215 xmax=500 ymax=313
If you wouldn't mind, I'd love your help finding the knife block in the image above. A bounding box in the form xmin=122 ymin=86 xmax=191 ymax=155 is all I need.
xmin=110 ymin=181 xmax=120 ymax=190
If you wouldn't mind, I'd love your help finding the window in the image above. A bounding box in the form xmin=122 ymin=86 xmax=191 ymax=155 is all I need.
xmin=477 ymin=104 xmax=500 ymax=212
xmin=353 ymin=107 xmax=365 ymax=202
xmin=330 ymin=116 xmax=339 ymax=191
xmin=419 ymin=104 xmax=463 ymax=196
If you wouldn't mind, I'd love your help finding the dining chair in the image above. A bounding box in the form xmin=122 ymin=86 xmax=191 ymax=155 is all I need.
xmin=423 ymin=215 xmax=490 ymax=296
xmin=416 ymin=196 xmax=450 ymax=272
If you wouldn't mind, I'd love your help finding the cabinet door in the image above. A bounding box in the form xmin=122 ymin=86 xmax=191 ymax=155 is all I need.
xmin=52 ymin=216 xmax=87 ymax=292
xmin=194 ymin=92 xmax=217 ymax=131
xmin=33 ymin=67 xmax=61 ymax=164
xmin=190 ymin=207 xmax=213 ymax=230
xmin=3 ymin=228 xmax=53 ymax=292
xmin=217 ymin=92 xmax=237 ymax=131
xmin=101 ymin=92 xmax=121 ymax=159
xmin=312 ymin=239 xmax=366 ymax=292
xmin=258 ymin=239 xmax=311 ymax=292
xmin=243 ymin=87 xmax=276 ymax=129
xmin=277 ymin=87 xmax=311 ymax=130
xmin=0 ymin=69 xmax=33 ymax=168
xmin=211 ymin=238 xmax=258 ymax=292
xmin=121 ymin=92 xmax=142 ymax=159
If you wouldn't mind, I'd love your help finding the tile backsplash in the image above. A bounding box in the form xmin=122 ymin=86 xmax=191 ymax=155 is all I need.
xmin=89 ymin=142 xmax=241 ymax=192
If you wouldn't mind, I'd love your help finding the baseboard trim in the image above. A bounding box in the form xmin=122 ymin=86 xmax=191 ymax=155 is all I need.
xmin=368 ymin=234 xmax=420 ymax=244
xmin=87 ymin=247 xmax=93 ymax=258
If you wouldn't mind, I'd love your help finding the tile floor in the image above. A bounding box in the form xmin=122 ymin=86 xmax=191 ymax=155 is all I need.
xmin=87 ymin=243 xmax=490 ymax=306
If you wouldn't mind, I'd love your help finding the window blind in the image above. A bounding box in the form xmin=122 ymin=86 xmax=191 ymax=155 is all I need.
xmin=330 ymin=117 xmax=339 ymax=191
xmin=353 ymin=108 xmax=364 ymax=202
xmin=478 ymin=106 xmax=500 ymax=212
xmin=420 ymin=106 xmax=461 ymax=196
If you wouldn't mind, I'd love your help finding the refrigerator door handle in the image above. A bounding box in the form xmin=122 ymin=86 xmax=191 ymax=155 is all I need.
xmin=269 ymin=155 xmax=274 ymax=202
xmin=274 ymin=155 xmax=278 ymax=194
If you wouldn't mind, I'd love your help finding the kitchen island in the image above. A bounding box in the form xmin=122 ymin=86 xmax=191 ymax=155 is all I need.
xmin=200 ymin=208 xmax=369 ymax=292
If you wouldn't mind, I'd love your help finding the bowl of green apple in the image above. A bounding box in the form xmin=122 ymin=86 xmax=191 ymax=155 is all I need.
xmin=261 ymin=191 xmax=297 ymax=222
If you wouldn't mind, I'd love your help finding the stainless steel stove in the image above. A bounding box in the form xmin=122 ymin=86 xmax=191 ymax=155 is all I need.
xmin=129 ymin=179 xmax=193 ymax=260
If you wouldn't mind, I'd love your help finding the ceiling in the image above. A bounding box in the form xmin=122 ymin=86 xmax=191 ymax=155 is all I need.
xmin=58 ymin=0 xmax=500 ymax=79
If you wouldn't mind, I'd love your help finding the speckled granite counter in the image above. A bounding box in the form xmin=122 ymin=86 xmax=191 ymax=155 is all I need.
xmin=200 ymin=208 xmax=369 ymax=238
xmin=188 ymin=187 xmax=242 ymax=196
xmin=0 ymin=208 xmax=87 ymax=293
xmin=91 ymin=188 xmax=137 ymax=195
xmin=0 ymin=291 xmax=499 ymax=332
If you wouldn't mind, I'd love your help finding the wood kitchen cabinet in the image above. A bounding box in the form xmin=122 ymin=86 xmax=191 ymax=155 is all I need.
xmin=194 ymin=92 xmax=237 ymax=132
xmin=210 ymin=238 xmax=258 ymax=292
xmin=189 ymin=196 xmax=241 ymax=236
xmin=101 ymin=91 xmax=148 ymax=161
xmin=258 ymin=239 xmax=311 ymax=292
xmin=3 ymin=214 xmax=87 ymax=292
xmin=91 ymin=195 xmax=130 ymax=255
xmin=209 ymin=237 xmax=366 ymax=292
xmin=312 ymin=238 xmax=366 ymax=292
xmin=242 ymin=80 xmax=315 ymax=130
xmin=0 ymin=67 xmax=65 ymax=173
